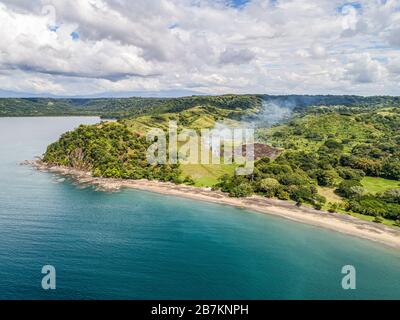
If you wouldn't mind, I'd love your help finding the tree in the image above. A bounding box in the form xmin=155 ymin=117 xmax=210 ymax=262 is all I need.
xmin=279 ymin=172 xmax=308 ymax=186
xmin=382 ymin=161 xmax=400 ymax=180
xmin=229 ymin=182 xmax=253 ymax=198
xmin=324 ymin=139 xmax=344 ymax=151
xmin=349 ymin=186 xmax=365 ymax=199
xmin=258 ymin=178 xmax=280 ymax=197
xmin=289 ymin=185 xmax=314 ymax=203
xmin=336 ymin=167 xmax=365 ymax=181
xmin=336 ymin=180 xmax=363 ymax=198
xmin=381 ymin=189 xmax=400 ymax=204
xmin=315 ymin=169 xmax=337 ymax=187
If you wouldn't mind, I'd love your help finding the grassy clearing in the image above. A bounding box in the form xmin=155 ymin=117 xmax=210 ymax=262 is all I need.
xmin=361 ymin=176 xmax=400 ymax=194
xmin=318 ymin=187 xmax=343 ymax=204
xmin=181 ymin=163 xmax=237 ymax=187
xmin=122 ymin=105 xmax=245 ymax=134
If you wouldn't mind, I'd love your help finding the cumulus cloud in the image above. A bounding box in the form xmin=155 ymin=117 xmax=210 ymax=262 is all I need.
xmin=388 ymin=28 xmax=400 ymax=47
xmin=310 ymin=44 xmax=327 ymax=59
xmin=388 ymin=57 xmax=400 ymax=74
xmin=219 ymin=48 xmax=255 ymax=65
xmin=345 ymin=53 xmax=386 ymax=83
xmin=0 ymin=0 xmax=399 ymax=96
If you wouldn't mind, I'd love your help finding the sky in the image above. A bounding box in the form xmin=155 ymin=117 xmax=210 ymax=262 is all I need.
xmin=0 ymin=0 xmax=399 ymax=97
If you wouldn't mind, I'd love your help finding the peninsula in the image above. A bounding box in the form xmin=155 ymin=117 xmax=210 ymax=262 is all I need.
xmin=21 ymin=95 xmax=400 ymax=249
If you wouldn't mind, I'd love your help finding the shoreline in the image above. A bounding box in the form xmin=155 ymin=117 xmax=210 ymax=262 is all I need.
xmin=26 ymin=160 xmax=400 ymax=250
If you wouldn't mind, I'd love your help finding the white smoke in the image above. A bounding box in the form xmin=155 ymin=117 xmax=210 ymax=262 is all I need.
xmin=206 ymin=98 xmax=295 ymax=160
xmin=255 ymin=101 xmax=293 ymax=128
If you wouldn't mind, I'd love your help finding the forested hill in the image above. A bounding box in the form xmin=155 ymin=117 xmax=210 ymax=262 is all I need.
xmin=0 ymin=95 xmax=261 ymax=119
xmin=260 ymin=95 xmax=400 ymax=109
xmin=1 ymin=95 xmax=399 ymax=119
xmin=42 ymin=98 xmax=400 ymax=225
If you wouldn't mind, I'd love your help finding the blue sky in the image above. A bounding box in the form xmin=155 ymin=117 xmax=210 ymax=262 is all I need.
xmin=70 ymin=31 xmax=79 ymax=41
xmin=230 ymin=0 xmax=250 ymax=7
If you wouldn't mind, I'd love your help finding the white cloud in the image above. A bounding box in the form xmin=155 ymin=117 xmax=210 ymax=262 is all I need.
xmin=345 ymin=53 xmax=386 ymax=84
xmin=310 ymin=44 xmax=327 ymax=59
xmin=388 ymin=28 xmax=400 ymax=47
xmin=0 ymin=0 xmax=399 ymax=96
xmin=388 ymin=57 xmax=400 ymax=74
xmin=219 ymin=48 xmax=255 ymax=65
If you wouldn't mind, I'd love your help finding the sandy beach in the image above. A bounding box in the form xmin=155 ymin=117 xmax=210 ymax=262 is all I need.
xmin=26 ymin=160 xmax=400 ymax=250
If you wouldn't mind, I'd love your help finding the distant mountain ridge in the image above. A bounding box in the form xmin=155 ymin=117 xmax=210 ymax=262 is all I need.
xmin=1 ymin=94 xmax=400 ymax=119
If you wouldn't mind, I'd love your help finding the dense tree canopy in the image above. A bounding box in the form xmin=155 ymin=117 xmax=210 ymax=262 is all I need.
xmin=43 ymin=122 xmax=182 ymax=183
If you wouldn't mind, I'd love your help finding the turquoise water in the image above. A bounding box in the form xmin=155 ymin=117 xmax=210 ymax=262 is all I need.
xmin=0 ymin=117 xmax=399 ymax=300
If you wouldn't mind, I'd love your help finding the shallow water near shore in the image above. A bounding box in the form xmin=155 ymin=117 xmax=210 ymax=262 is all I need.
xmin=0 ymin=117 xmax=399 ymax=299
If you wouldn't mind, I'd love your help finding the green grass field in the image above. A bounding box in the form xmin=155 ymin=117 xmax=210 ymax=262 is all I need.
xmin=317 ymin=186 xmax=343 ymax=203
xmin=181 ymin=163 xmax=237 ymax=187
xmin=122 ymin=105 xmax=246 ymax=134
xmin=361 ymin=176 xmax=400 ymax=194
xmin=317 ymin=177 xmax=400 ymax=202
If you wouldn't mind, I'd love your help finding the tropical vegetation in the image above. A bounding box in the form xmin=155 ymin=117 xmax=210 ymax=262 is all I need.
xmin=38 ymin=95 xmax=400 ymax=225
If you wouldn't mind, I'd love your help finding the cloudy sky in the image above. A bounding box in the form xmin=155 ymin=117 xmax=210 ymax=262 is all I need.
xmin=0 ymin=0 xmax=399 ymax=97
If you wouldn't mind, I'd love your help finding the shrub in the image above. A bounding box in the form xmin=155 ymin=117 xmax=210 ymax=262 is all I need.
xmin=346 ymin=197 xmax=387 ymax=217
xmin=258 ymin=178 xmax=280 ymax=197
xmin=183 ymin=176 xmax=196 ymax=185
xmin=336 ymin=180 xmax=362 ymax=198
xmin=229 ymin=182 xmax=253 ymax=198
xmin=373 ymin=216 xmax=383 ymax=224
xmin=328 ymin=202 xmax=340 ymax=213
xmin=324 ymin=139 xmax=343 ymax=151
xmin=279 ymin=172 xmax=309 ymax=186
xmin=276 ymin=189 xmax=290 ymax=200
xmin=289 ymin=185 xmax=315 ymax=203
xmin=382 ymin=161 xmax=400 ymax=180
xmin=314 ymin=169 xmax=337 ymax=187
xmin=314 ymin=203 xmax=323 ymax=210
xmin=381 ymin=189 xmax=400 ymax=204
xmin=336 ymin=167 xmax=365 ymax=181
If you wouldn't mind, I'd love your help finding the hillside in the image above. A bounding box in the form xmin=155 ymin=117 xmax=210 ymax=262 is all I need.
xmin=42 ymin=102 xmax=256 ymax=184
xmin=42 ymin=98 xmax=400 ymax=225
xmin=246 ymin=106 xmax=400 ymax=225
xmin=0 ymin=95 xmax=261 ymax=119
xmin=120 ymin=105 xmax=253 ymax=133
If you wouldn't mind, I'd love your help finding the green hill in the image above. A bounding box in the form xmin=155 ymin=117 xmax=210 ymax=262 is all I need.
xmin=42 ymin=97 xmax=400 ymax=225
xmin=2 ymin=94 xmax=400 ymax=118
xmin=0 ymin=95 xmax=261 ymax=119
